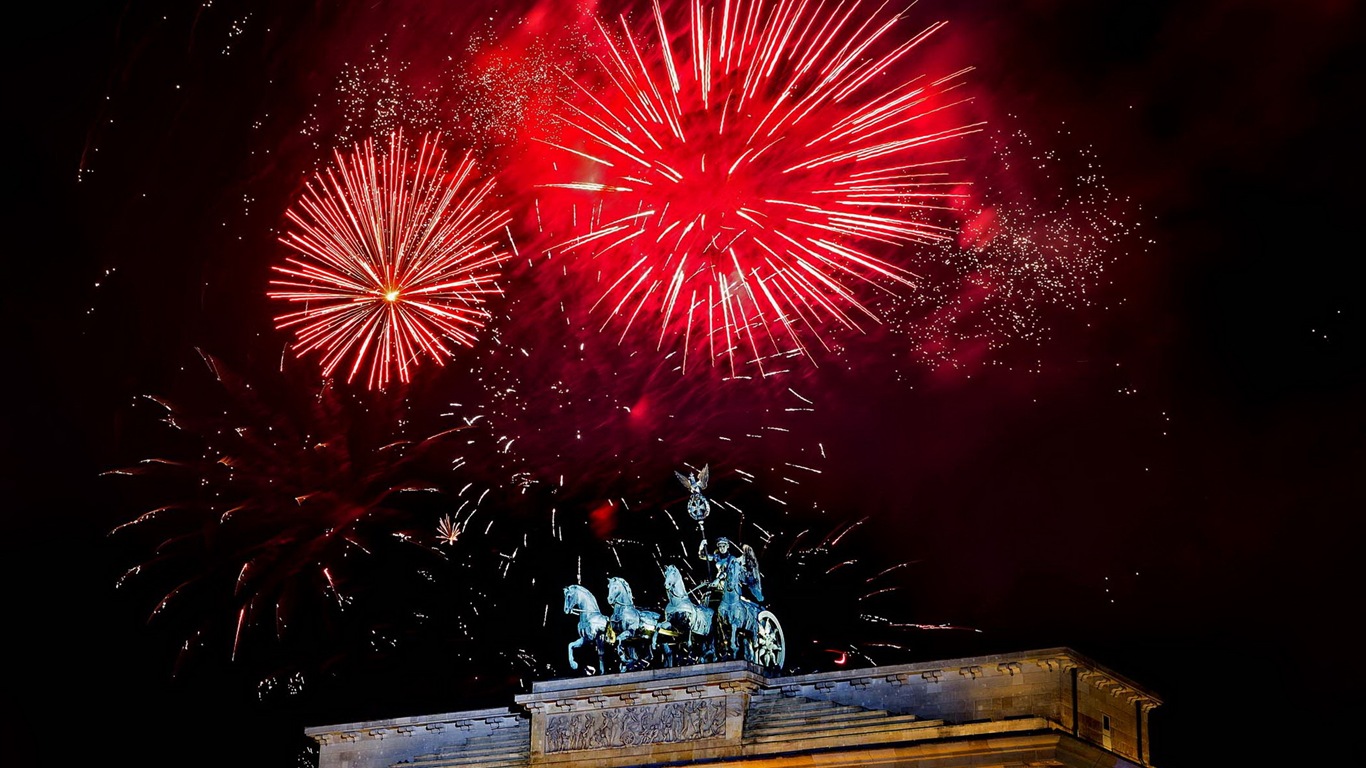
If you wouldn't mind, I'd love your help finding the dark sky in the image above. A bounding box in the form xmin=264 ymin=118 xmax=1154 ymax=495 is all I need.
xmin=6 ymin=1 xmax=1363 ymax=767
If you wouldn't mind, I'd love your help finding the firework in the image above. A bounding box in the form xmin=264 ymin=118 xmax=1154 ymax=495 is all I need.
xmin=871 ymin=122 xmax=1143 ymax=374
xmin=764 ymin=518 xmax=978 ymax=668
xmin=301 ymin=52 xmax=447 ymax=151
xmin=269 ymin=131 xmax=511 ymax=390
xmin=439 ymin=277 xmax=834 ymax=510
xmin=535 ymin=0 xmax=982 ymax=374
xmin=104 ymin=350 xmax=492 ymax=685
xmin=436 ymin=513 xmax=470 ymax=545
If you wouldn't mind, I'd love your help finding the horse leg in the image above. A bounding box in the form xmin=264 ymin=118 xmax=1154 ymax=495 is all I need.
xmin=617 ymin=631 xmax=632 ymax=672
xmin=594 ymin=635 xmax=607 ymax=674
xmin=568 ymin=637 xmax=582 ymax=670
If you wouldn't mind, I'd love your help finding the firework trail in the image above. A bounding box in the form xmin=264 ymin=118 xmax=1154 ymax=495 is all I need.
xmin=437 ymin=259 xmax=837 ymax=513
xmin=104 ymin=349 xmax=495 ymax=687
xmin=269 ymin=130 xmax=511 ymax=390
xmin=761 ymin=517 xmax=979 ymax=669
xmin=532 ymin=0 xmax=983 ymax=374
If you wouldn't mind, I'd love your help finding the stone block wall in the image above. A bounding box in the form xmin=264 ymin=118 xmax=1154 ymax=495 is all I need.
xmin=306 ymin=648 xmax=1160 ymax=768
xmin=306 ymin=707 xmax=527 ymax=768
xmin=766 ymin=648 xmax=1159 ymax=765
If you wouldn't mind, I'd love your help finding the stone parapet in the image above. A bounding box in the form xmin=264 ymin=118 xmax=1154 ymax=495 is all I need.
xmin=306 ymin=707 xmax=528 ymax=768
xmin=763 ymin=647 xmax=1160 ymax=765
xmin=307 ymin=648 xmax=1161 ymax=768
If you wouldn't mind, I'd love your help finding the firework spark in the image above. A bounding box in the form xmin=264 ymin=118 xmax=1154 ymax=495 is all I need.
xmin=436 ymin=513 xmax=467 ymax=545
xmin=536 ymin=0 xmax=982 ymax=374
xmin=105 ymin=350 xmax=486 ymax=683
xmin=874 ymin=122 xmax=1143 ymax=375
xmin=481 ymin=471 xmax=972 ymax=676
xmin=269 ymin=131 xmax=511 ymax=389
xmin=300 ymin=50 xmax=447 ymax=151
xmin=439 ymin=286 xmax=834 ymax=511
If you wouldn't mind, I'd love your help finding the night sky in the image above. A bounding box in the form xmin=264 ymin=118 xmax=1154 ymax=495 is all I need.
xmin=7 ymin=1 xmax=1362 ymax=767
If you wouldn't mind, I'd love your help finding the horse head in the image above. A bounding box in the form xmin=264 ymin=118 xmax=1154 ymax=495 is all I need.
xmin=607 ymin=576 xmax=633 ymax=607
xmin=565 ymin=584 xmax=598 ymax=615
xmin=664 ymin=565 xmax=684 ymax=596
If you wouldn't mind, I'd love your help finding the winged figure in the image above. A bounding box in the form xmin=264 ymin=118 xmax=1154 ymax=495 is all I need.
xmin=675 ymin=464 xmax=709 ymax=494
xmin=676 ymin=464 xmax=712 ymax=522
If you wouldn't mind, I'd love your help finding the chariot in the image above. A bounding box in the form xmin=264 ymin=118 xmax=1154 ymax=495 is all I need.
xmin=563 ymin=563 xmax=785 ymax=674
xmin=562 ymin=466 xmax=786 ymax=674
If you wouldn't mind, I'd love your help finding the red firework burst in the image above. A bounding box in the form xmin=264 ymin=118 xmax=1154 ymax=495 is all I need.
xmin=104 ymin=350 xmax=486 ymax=680
xmin=270 ymin=131 xmax=510 ymax=389
xmin=537 ymin=0 xmax=983 ymax=374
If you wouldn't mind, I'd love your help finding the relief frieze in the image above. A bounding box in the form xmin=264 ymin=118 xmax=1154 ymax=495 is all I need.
xmin=544 ymin=697 xmax=729 ymax=753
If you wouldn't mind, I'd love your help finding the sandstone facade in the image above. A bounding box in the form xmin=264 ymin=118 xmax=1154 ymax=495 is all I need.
xmin=306 ymin=647 xmax=1161 ymax=768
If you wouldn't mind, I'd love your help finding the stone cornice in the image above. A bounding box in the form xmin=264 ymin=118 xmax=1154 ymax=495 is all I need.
xmin=304 ymin=706 xmax=525 ymax=746
xmin=759 ymin=647 xmax=1161 ymax=711
xmin=514 ymin=659 xmax=765 ymax=714
xmin=743 ymin=714 xmax=1061 ymax=756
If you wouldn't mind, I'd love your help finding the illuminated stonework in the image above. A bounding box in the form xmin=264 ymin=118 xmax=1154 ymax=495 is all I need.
xmin=305 ymin=647 xmax=1162 ymax=768
xmin=544 ymin=698 xmax=729 ymax=753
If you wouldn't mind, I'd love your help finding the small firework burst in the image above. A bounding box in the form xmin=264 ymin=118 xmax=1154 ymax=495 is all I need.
xmin=436 ymin=513 xmax=466 ymax=545
xmin=269 ymin=130 xmax=511 ymax=389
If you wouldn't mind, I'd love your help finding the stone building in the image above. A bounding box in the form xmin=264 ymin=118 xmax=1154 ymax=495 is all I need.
xmin=306 ymin=647 xmax=1160 ymax=768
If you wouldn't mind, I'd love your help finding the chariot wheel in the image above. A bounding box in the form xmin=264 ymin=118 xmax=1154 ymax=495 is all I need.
xmin=747 ymin=610 xmax=785 ymax=669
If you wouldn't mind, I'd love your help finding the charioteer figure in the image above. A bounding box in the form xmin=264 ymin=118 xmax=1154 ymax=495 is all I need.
xmin=697 ymin=536 xmax=764 ymax=607
xmin=697 ymin=535 xmax=782 ymax=666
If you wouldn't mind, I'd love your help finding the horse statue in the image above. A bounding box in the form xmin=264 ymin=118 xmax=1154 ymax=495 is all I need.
xmin=563 ymin=584 xmax=611 ymax=672
xmin=663 ymin=564 xmax=715 ymax=664
xmin=606 ymin=576 xmax=662 ymax=671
